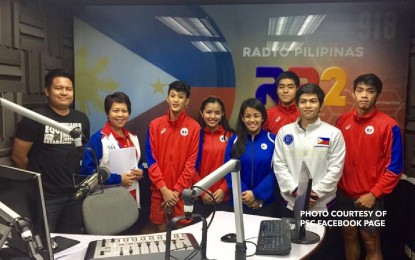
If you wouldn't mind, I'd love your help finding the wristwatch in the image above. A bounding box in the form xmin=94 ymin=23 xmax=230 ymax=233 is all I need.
xmin=258 ymin=200 xmax=263 ymax=208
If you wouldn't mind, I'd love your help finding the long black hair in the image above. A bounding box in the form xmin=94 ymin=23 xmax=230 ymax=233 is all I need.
xmin=231 ymin=98 xmax=267 ymax=159
xmin=197 ymin=96 xmax=233 ymax=134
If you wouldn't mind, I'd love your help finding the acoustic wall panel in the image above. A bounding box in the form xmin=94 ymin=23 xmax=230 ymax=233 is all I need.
xmin=0 ymin=0 xmax=73 ymax=162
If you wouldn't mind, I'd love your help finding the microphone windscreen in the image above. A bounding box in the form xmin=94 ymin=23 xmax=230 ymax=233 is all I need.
xmin=98 ymin=167 xmax=110 ymax=183
xmin=82 ymin=187 xmax=139 ymax=234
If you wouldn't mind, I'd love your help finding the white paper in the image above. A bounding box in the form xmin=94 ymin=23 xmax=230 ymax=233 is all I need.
xmin=108 ymin=147 xmax=140 ymax=207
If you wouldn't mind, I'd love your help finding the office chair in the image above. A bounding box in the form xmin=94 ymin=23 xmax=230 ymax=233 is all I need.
xmin=82 ymin=187 xmax=139 ymax=235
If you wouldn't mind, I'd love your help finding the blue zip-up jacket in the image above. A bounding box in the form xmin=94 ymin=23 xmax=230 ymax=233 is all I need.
xmin=225 ymin=129 xmax=277 ymax=205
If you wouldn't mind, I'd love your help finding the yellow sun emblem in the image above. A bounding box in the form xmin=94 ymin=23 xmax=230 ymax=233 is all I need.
xmin=75 ymin=48 xmax=119 ymax=116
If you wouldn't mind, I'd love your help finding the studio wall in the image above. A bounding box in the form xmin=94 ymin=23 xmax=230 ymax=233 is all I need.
xmin=73 ymin=2 xmax=413 ymax=177
xmin=0 ymin=0 xmax=73 ymax=164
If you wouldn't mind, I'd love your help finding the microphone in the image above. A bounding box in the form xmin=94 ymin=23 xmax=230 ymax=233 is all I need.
xmin=14 ymin=217 xmax=34 ymax=242
xmin=74 ymin=167 xmax=110 ymax=199
xmin=182 ymin=189 xmax=196 ymax=219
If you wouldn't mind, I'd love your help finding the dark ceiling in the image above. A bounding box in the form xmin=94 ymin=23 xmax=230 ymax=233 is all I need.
xmin=50 ymin=0 xmax=410 ymax=6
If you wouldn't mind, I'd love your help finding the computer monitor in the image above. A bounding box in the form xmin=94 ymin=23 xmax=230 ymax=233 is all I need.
xmin=0 ymin=165 xmax=53 ymax=259
xmin=291 ymin=161 xmax=320 ymax=244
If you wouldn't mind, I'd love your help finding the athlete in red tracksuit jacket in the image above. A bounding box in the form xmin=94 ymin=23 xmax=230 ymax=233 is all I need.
xmin=336 ymin=73 xmax=403 ymax=260
xmin=145 ymin=81 xmax=200 ymax=232
xmin=337 ymin=108 xmax=403 ymax=199
xmin=193 ymin=96 xmax=234 ymax=217
xmin=263 ymin=71 xmax=300 ymax=134
xmin=195 ymin=126 xmax=232 ymax=199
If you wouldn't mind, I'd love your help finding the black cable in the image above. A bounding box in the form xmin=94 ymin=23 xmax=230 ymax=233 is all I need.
xmin=168 ymin=237 xmax=202 ymax=260
xmin=191 ymin=185 xmax=217 ymax=229
xmin=168 ymin=185 xmax=218 ymax=260
xmin=169 ymin=255 xmax=179 ymax=260
xmin=184 ymin=246 xmax=201 ymax=260
xmin=74 ymin=145 xmax=100 ymax=186
xmin=167 ymin=242 xmax=200 ymax=260
xmin=245 ymin=240 xmax=257 ymax=257
xmin=81 ymin=132 xmax=89 ymax=145
xmin=80 ymin=145 xmax=99 ymax=177
xmin=183 ymin=185 xmax=218 ymax=260
xmin=73 ymin=126 xmax=97 ymax=172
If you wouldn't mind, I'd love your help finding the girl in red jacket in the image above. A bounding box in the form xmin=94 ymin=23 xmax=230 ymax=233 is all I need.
xmin=193 ymin=96 xmax=234 ymax=218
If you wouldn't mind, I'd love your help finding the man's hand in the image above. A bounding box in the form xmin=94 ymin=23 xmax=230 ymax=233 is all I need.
xmin=355 ymin=192 xmax=376 ymax=209
xmin=309 ymin=191 xmax=318 ymax=208
xmin=160 ymin=186 xmax=179 ymax=207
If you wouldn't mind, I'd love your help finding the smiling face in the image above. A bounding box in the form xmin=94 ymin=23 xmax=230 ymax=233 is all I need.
xmin=107 ymin=102 xmax=129 ymax=132
xmin=298 ymin=93 xmax=321 ymax=124
xmin=45 ymin=76 xmax=73 ymax=114
xmin=353 ymin=83 xmax=379 ymax=116
xmin=242 ymin=106 xmax=264 ymax=136
xmin=200 ymin=102 xmax=223 ymax=132
xmin=277 ymin=78 xmax=297 ymax=106
xmin=167 ymin=89 xmax=189 ymax=119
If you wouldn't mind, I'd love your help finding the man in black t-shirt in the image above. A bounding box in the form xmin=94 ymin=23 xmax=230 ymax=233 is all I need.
xmin=12 ymin=69 xmax=90 ymax=233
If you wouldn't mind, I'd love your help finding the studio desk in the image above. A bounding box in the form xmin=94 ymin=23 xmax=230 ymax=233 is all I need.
xmin=54 ymin=211 xmax=325 ymax=260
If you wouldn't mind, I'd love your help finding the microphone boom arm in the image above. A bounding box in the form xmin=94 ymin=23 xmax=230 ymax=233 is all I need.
xmin=0 ymin=97 xmax=82 ymax=147
xmin=182 ymin=159 xmax=247 ymax=260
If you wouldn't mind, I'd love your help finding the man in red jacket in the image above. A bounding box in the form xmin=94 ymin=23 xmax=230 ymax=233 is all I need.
xmin=263 ymin=71 xmax=300 ymax=134
xmin=263 ymin=70 xmax=300 ymax=219
xmin=336 ymin=73 xmax=403 ymax=260
xmin=145 ymin=81 xmax=200 ymax=232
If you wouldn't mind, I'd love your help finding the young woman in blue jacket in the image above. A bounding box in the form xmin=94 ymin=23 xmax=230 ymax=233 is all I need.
xmin=225 ymin=98 xmax=279 ymax=217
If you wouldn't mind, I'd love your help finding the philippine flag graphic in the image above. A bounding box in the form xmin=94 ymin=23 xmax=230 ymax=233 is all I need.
xmin=73 ymin=5 xmax=236 ymax=147
xmin=318 ymin=137 xmax=330 ymax=146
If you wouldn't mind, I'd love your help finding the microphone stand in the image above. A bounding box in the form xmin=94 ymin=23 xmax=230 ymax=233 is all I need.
xmin=15 ymin=218 xmax=44 ymax=260
xmin=0 ymin=202 xmax=44 ymax=260
xmin=165 ymin=214 xmax=208 ymax=260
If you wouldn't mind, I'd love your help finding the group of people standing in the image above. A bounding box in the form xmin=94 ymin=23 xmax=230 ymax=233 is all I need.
xmin=10 ymin=68 xmax=403 ymax=260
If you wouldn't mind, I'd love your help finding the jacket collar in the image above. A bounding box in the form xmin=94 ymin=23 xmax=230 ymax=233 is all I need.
xmin=203 ymin=125 xmax=224 ymax=134
xmin=278 ymin=103 xmax=297 ymax=114
xmin=353 ymin=108 xmax=378 ymax=121
xmin=167 ymin=109 xmax=187 ymax=127
xmin=247 ymin=128 xmax=266 ymax=140
xmin=101 ymin=121 xmax=129 ymax=138
xmin=295 ymin=117 xmax=322 ymax=132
